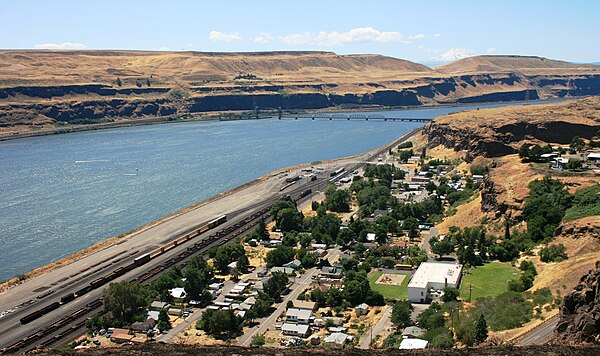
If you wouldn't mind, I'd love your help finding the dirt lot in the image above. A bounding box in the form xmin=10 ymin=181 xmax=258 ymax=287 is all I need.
xmin=375 ymin=273 xmax=406 ymax=286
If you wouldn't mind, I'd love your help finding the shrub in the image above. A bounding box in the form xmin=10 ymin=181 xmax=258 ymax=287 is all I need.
xmin=539 ymin=244 xmax=568 ymax=262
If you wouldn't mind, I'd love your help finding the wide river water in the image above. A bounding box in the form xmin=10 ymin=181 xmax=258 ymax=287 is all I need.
xmin=0 ymin=100 xmax=557 ymax=280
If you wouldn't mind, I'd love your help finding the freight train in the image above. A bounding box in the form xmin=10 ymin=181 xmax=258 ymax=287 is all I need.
xmin=18 ymin=215 xmax=227 ymax=325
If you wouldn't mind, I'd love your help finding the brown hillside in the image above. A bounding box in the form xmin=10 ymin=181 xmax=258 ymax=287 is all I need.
xmin=436 ymin=55 xmax=600 ymax=74
xmin=0 ymin=50 xmax=433 ymax=88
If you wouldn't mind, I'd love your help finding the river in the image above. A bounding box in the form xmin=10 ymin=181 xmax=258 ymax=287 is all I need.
xmin=0 ymin=100 xmax=558 ymax=280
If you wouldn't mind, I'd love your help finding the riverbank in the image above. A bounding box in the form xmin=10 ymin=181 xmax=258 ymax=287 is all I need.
xmin=0 ymin=98 xmax=564 ymax=142
xmin=0 ymin=126 xmax=421 ymax=292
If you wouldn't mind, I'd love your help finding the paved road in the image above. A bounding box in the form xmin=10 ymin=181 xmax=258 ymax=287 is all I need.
xmin=516 ymin=315 xmax=558 ymax=346
xmin=237 ymin=268 xmax=319 ymax=346
xmin=357 ymin=305 xmax=392 ymax=349
xmin=421 ymin=227 xmax=438 ymax=254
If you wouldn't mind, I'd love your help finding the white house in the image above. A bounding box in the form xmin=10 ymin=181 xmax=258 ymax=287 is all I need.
xmin=366 ymin=233 xmax=376 ymax=242
xmin=407 ymin=262 xmax=462 ymax=303
xmin=281 ymin=323 xmax=311 ymax=337
xmin=168 ymin=287 xmax=186 ymax=300
xmin=399 ymin=338 xmax=428 ymax=349
xmin=355 ymin=303 xmax=370 ymax=316
xmin=285 ymin=308 xmax=312 ymax=324
xmin=324 ymin=332 xmax=353 ymax=347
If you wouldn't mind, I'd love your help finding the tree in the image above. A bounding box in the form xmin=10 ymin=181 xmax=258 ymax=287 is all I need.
xmin=570 ymin=136 xmax=585 ymax=152
xmin=441 ymin=287 xmax=459 ymax=303
xmin=116 ymin=77 xmax=122 ymax=86
xmin=565 ymin=159 xmax=583 ymax=170
xmin=236 ymin=254 xmax=250 ymax=273
xmin=251 ymin=334 xmax=265 ymax=347
xmin=146 ymin=78 xmax=151 ymax=87
xmin=431 ymin=237 xmax=454 ymax=258
xmin=157 ymin=309 xmax=171 ymax=331
xmin=475 ymin=314 xmax=488 ymax=344
xmin=391 ymin=299 xmax=413 ymax=328
xmin=277 ymin=208 xmax=303 ymax=232
xmin=539 ymin=243 xmax=568 ymax=262
xmin=103 ymin=281 xmax=151 ymax=325
xmin=199 ymin=309 xmax=243 ymax=339
xmin=266 ymin=245 xmax=295 ymax=268
xmin=324 ymin=185 xmax=351 ymax=212
xmin=263 ymin=272 xmax=289 ymax=300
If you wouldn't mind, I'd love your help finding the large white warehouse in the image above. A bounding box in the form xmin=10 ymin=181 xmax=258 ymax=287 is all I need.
xmin=407 ymin=262 xmax=463 ymax=303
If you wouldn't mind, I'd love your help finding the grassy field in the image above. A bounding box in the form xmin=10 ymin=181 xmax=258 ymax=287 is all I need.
xmin=369 ymin=270 xmax=411 ymax=299
xmin=460 ymin=262 xmax=519 ymax=301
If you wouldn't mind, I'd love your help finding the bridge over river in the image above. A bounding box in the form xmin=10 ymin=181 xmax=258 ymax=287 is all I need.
xmin=280 ymin=113 xmax=431 ymax=122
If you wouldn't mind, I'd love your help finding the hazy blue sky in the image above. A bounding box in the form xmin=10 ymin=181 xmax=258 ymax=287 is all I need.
xmin=1 ymin=0 xmax=599 ymax=63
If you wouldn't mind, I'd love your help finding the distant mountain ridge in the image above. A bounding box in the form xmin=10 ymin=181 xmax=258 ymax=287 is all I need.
xmin=1 ymin=50 xmax=599 ymax=136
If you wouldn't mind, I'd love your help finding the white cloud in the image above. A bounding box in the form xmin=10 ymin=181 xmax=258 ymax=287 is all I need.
xmin=279 ymin=27 xmax=411 ymax=46
xmin=411 ymin=33 xmax=426 ymax=40
xmin=432 ymin=47 xmax=474 ymax=62
xmin=434 ymin=33 xmax=441 ymax=38
xmin=34 ymin=42 xmax=87 ymax=50
xmin=486 ymin=47 xmax=497 ymax=53
xmin=209 ymin=31 xmax=241 ymax=42
xmin=417 ymin=45 xmax=425 ymax=50
xmin=253 ymin=32 xmax=274 ymax=44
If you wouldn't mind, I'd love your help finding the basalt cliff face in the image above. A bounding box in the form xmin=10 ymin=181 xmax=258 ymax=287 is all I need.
xmin=1 ymin=51 xmax=599 ymax=134
xmin=421 ymin=97 xmax=600 ymax=159
xmin=556 ymin=262 xmax=600 ymax=344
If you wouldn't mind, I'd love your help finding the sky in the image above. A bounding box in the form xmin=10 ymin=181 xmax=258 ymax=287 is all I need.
xmin=1 ymin=0 xmax=599 ymax=64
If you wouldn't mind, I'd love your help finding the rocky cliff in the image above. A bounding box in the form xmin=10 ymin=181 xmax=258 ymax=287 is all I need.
xmin=556 ymin=262 xmax=600 ymax=344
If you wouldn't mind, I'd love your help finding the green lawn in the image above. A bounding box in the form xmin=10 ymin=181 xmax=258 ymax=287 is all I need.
xmin=460 ymin=262 xmax=519 ymax=301
xmin=369 ymin=270 xmax=411 ymax=299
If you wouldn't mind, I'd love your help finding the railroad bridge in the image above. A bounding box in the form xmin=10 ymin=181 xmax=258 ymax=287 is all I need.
xmin=280 ymin=113 xmax=431 ymax=122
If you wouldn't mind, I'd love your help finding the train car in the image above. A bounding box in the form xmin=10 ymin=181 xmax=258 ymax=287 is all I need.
xmin=330 ymin=167 xmax=344 ymax=177
xmin=20 ymin=301 xmax=61 ymax=324
xmin=207 ymin=214 xmax=227 ymax=228
xmin=133 ymin=253 xmax=151 ymax=266
xmin=75 ymin=285 xmax=92 ymax=297
xmin=60 ymin=293 xmax=75 ymax=304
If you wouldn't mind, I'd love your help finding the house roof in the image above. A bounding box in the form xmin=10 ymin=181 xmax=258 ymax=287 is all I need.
xmin=407 ymin=262 xmax=462 ymax=289
xmin=320 ymin=266 xmax=344 ymax=277
xmin=366 ymin=233 xmax=376 ymax=241
xmin=286 ymin=308 xmax=312 ymax=320
xmin=587 ymin=152 xmax=600 ymax=159
xmin=150 ymin=301 xmax=169 ymax=310
xmin=168 ymin=287 xmax=186 ymax=299
xmin=399 ymin=338 xmax=428 ymax=349
xmin=355 ymin=303 xmax=370 ymax=310
xmin=324 ymin=332 xmax=352 ymax=345
xmin=281 ymin=323 xmax=310 ymax=334
xmin=271 ymin=266 xmax=295 ymax=275
xmin=292 ymin=300 xmax=316 ymax=310
xmin=283 ymin=259 xmax=302 ymax=269
xmin=402 ymin=326 xmax=425 ymax=337
xmin=147 ymin=310 xmax=160 ymax=321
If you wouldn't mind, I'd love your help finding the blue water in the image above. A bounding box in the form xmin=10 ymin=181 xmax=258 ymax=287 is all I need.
xmin=0 ymin=100 xmax=558 ymax=280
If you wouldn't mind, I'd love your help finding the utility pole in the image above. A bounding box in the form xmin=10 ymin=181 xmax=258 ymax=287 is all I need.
xmin=469 ymin=283 xmax=472 ymax=303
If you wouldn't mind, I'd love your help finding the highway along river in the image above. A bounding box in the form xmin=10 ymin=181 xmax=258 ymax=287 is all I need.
xmin=0 ymin=100 xmax=556 ymax=280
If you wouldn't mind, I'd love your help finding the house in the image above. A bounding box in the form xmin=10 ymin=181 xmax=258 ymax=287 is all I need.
xmin=147 ymin=310 xmax=160 ymax=322
xmin=587 ymin=152 xmax=600 ymax=167
xmin=310 ymin=243 xmax=327 ymax=250
xmin=208 ymin=282 xmax=223 ymax=290
xmin=407 ymin=262 xmax=463 ymax=303
xmin=372 ymin=209 xmax=389 ymax=218
xmin=286 ymin=308 xmax=312 ymax=323
xmin=553 ymin=157 xmax=569 ymax=170
xmin=324 ymin=332 xmax=353 ymax=347
xmin=131 ymin=319 xmax=156 ymax=333
xmin=402 ymin=326 xmax=425 ymax=338
xmin=110 ymin=328 xmax=134 ymax=343
xmin=355 ymin=303 xmax=370 ymax=316
xmin=227 ymin=261 xmax=238 ymax=272
xmin=399 ymin=338 xmax=428 ymax=349
xmin=314 ymin=248 xmax=327 ymax=257
xmin=292 ymin=300 xmax=316 ymax=311
xmin=283 ymin=259 xmax=302 ymax=269
xmin=150 ymin=301 xmax=170 ymax=311
xmin=271 ymin=266 xmax=296 ymax=276
xmin=320 ymin=266 xmax=344 ymax=279
xmin=281 ymin=323 xmax=311 ymax=337
xmin=366 ymin=233 xmax=376 ymax=242
xmin=472 ymin=174 xmax=484 ymax=182
xmin=168 ymin=287 xmax=186 ymax=300
xmin=168 ymin=308 xmax=182 ymax=316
